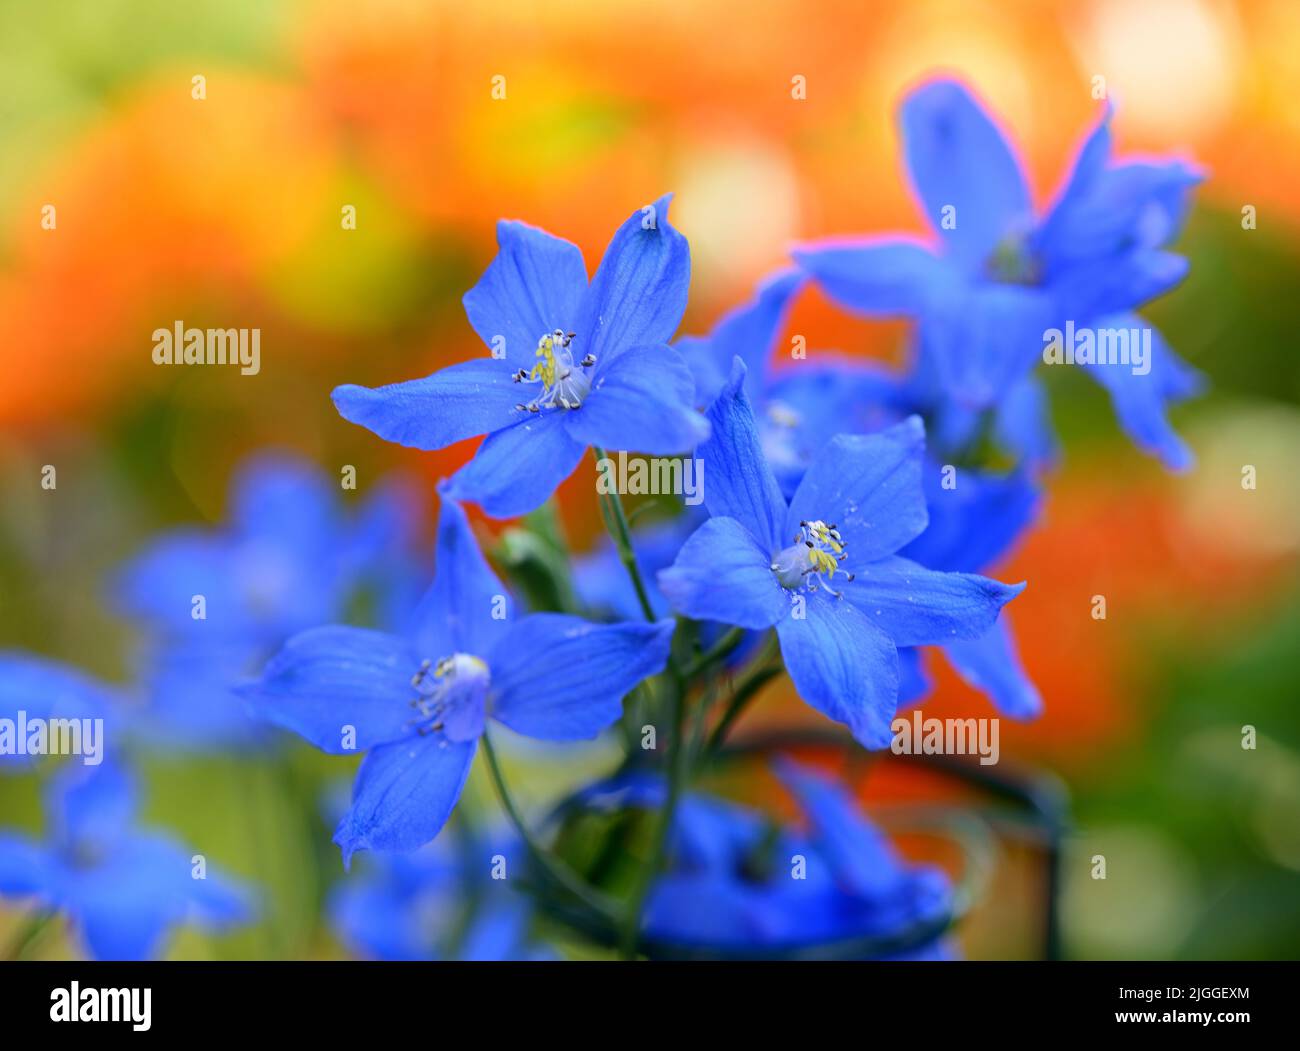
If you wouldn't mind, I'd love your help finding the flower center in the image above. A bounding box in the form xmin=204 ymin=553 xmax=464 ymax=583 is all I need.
xmin=770 ymin=519 xmax=855 ymax=598
xmin=985 ymin=232 xmax=1042 ymax=286
xmin=513 ymin=330 xmax=596 ymax=413
xmin=409 ymin=653 xmax=491 ymax=743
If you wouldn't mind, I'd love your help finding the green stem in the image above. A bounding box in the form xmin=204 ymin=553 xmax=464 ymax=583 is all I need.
xmin=618 ymin=674 xmax=687 ymax=959
xmin=592 ymin=446 xmax=657 ymax=624
xmin=705 ymin=649 xmax=782 ymax=756
xmin=680 ymin=626 xmax=746 ymax=680
xmin=480 ymin=731 xmax=620 ymax=922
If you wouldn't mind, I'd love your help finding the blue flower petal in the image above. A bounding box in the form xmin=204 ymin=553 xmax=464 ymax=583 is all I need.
xmin=696 ymin=360 xmax=788 ymax=552
xmin=902 ymin=465 xmax=1040 ymax=574
xmin=242 ymin=626 xmax=417 ymax=754
xmin=1051 ymin=247 xmax=1190 ymax=320
xmin=410 ymin=495 xmax=512 ymax=659
xmin=682 ymin=267 xmax=805 ymax=404
xmin=229 ymin=453 xmax=340 ymax=555
xmin=46 ymin=762 xmax=138 ymax=856
xmin=842 ymin=556 xmax=1024 ymax=647
xmin=1040 ymin=153 xmax=1202 ymax=273
xmin=68 ymin=833 xmax=254 ymax=960
xmin=459 ymin=897 xmax=535 ymax=961
xmin=775 ymin=592 xmax=899 ymax=749
xmin=0 ymin=833 xmax=54 ymax=900
xmin=994 ymin=375 xmax=1060 ymax=468
xmin=74 ymin=896 xmax=174 ymax=960
xmin=135 ymin=643 xmax=273 ymax=752
xmin=775 ymin=759 xmax=906 ymax=897
xmin=785 ymin=419 xmax=928 ymax=565
xmin=943 ymin=616 xmax=1042 ymax=719
xmin=565 ymin=343 xmax=710 ymax=453
xmin=488 ymin=614 xmax=674 ymax=740
xmin=184 ymin=866 xmax=258 ymax=929
xmin=0 ymin=653 xmax=116 ymax=724
xmin=113 ymin=532 xmax=239 ymax=638
xmin=896 ymin=646 xmax=932 ymax=705
xmin=658 ymin=516 xmax=790 ymax=630
xmin=921 ymin=282 xmax=1055 ymax=410
xmin=1081 ymin=315 xmax=1204 ymax=471
xmin=330 ymin=878 xmax=440 ymax=960
xmin=575 ymin=194 xmax=690 ymax=364
xmin=462 ymin=219 xmax=589 ymax=367
xmin=0 ymin=654 xmax=118 ymax=770
xmin=445 ymin=410 xmax=587 ymax=518
xmin=334 ymin=735 xmax=478 ymax=866
xmin=793 ymin=238 xmax=952 ymax=318
xmin=332 ymin=358 xmax=523 ymax=451
xmin=762 ymin=357 xmax=912 ymax=496
xmin=899 ymin=79 xmax=1032 ymax=273
xmin=1035 ymin=106 xmax=1113 ymax=260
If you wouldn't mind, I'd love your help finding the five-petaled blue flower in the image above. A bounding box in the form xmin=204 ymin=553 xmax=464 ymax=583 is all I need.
xmin=658 ymin=360 xmax=1024 ymax=748
xmin=0 ymin=762 xmax=254 ymax=960
xmin=243 ymin=492 xmax=675 ymax=865
xmin=332 ymin=197 xmax=710 ymax=518
xmin=795 ymin=78 xmax=1204 ymax=470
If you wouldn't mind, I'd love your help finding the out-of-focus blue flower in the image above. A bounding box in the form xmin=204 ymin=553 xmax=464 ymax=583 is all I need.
xmin=795 ymin=78 xmax=1204 ymax=470
xmin=243 ymin=492 xmax=675 ymax=866
xmin=676 ymin=267 xmax=907 ymax=498
xmin=0 ymin=762 xmax=254 ymax=959
xmin=0 ymin=653 xmax=119 ymax=771
xmin=676 ymin=267 xmax=806 ymax=410
xmin=330 ymin=832 xmax=550 ymax=961
xmin=898 ymin=463 xmax=1042 ymax=717
xmin=112 ymin=454 xmax=424 ymax=751
xmin=332 ymin=197 xmax=710 ymax=519
xmin=116 ymin=453 xmax=419 ymax=647
xmin=657 ymin=361 xmax=1023 ymax=747
xmin=582 ymin=764 xmax=953 ymax=958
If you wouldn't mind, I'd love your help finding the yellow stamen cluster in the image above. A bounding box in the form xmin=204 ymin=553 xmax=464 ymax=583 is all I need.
xmin=807 ymin=546 xmax=839 ymax=576
xmin=531 ymin=336 xmax=558 ymax=387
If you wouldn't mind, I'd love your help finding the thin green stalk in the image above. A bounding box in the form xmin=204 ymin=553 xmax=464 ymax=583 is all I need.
xmin=680 ymin=626 xmax=746 ymax=680
xmin=589 ymin=448 xmax=706 ymax=957
xmin=617 ymin=674 xmax=687 ymax=959
xmin=480 ymin=730 xmax=619 ymax=923
xmin=705 ymin=652 xmax=782 ymax=756
xmin=592 ymin=446 xmax=657 ymax=623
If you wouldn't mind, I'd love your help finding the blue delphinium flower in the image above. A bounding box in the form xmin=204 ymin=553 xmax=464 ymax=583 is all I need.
xmin=0 ymin=762 xmax=254 ymax=959
xmin=243 ymin=492 xmax=675 ymax=865
xmin=0 ymin=653 xmax=119 ymax=770
xmin=113 ymin=453 xmax=422 ymax=750
xmin=669 ymin=271 xmax=1037 ymax=713
xmin=331 ymin=197 xmax=710 ymax=519
xmin=657 ymin=360 xmax=1024 ymax=747
xmin=581 ymin=765 xmax=952 ymax=958
xmin=794 ymin=78 xmax=1204 ymax=470
xmin=330 ymin=832 xmax=550 ymax=961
